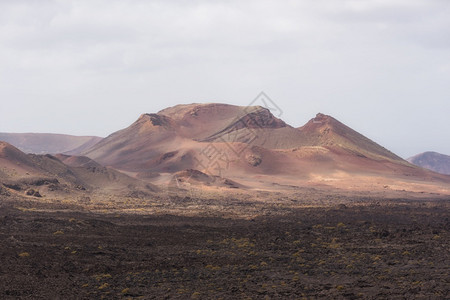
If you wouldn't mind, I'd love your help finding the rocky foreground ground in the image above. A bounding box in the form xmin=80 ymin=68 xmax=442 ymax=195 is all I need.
xmin=0 ymin=197 xmax=448 ymax=299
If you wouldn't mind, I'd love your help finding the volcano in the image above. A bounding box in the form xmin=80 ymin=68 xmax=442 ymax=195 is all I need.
xmin=81 ymin=103 xmax=450 ymax=194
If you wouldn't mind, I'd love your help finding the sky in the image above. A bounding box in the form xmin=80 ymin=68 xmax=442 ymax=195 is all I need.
xmin=0 ymin=0 xmax=449 ymax=158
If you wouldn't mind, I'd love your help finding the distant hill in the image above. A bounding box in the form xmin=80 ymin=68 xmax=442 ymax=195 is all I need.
xmin=0 ymin=133 xmax=102 ymax=155
xmin=407 ymin=152 xmax=450 ymax=175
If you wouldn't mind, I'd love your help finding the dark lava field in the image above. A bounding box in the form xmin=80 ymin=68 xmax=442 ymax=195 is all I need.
xmin=0 ymin=198 xmax=448 ymax=299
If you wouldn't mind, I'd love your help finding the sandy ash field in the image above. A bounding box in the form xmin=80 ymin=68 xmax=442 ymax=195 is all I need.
xmin=1 ymin=103 xmax=450 ymax=299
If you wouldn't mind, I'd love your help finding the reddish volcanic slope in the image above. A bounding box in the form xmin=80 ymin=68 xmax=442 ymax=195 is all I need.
xmin=0 ymin=141 xmax=156 ymax=194
xmin=82 ymin=103 xmax=450 ymax=193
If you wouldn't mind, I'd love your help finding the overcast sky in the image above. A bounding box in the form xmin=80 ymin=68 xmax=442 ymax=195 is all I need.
xmin=1 ymin=0 xmax=449 ymax=158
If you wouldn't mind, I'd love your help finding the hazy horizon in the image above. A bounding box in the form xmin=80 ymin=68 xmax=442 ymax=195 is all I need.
xmin=1 ymin=0 xmax=449 ymax=158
